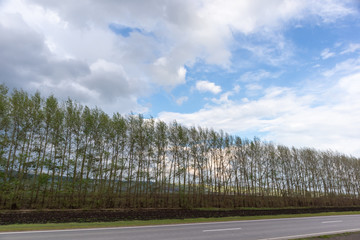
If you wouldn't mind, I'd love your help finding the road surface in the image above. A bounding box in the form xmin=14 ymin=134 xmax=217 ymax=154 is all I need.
xmin=1 ymin=214 xmax=360 ymax=240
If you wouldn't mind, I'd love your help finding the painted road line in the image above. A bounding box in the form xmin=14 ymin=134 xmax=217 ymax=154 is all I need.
xmin=203 ymin=227 xmax=242 ymax=232
xmin=257 ymin=228 xmax=360 ymax=240
xmin=321 ymin=220 xmax=343 ymax=224
xmin=1 ymin=214 xmax=358 ymax=235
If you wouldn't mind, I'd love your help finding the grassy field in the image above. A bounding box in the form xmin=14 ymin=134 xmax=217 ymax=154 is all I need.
xmin=1 ymin=211 xmax=360 ymax=232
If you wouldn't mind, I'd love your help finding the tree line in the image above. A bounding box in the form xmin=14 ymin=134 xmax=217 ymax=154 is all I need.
xmin=0 ymin=84 xmax=359 ymax=209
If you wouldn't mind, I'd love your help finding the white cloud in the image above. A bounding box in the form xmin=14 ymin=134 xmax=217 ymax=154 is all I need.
xmin=321 ymin=48 xmax=335 ymax=59
xmin=176 ymin=96 xmax=189 ymax=106
xmin=337 ymin=72 xmax=360 ymax=96
xmin=4 ymin=0 xmax=354 ymax=85
xmin=0 ymin=0 xmax=358 ymax=117
xmin=323 ymin=57 xmax=360 ymax=77
xmin=211 ymin=85 xmax=240 ymax=105
xmin=151 ymin=57 xmax=187 ymax=87
xmin=241 ymin=38 xmax=294 ymax=66
xmin=341 ymin=43 xmax=360 ymax=54
xmin=240 ymin=70 xmax=275 ymax=82
xmin=307 ymin=0 xmax=357 ymax=23
xmin=0 ymin=6 xmax=150 ymax=114
xmin=159 ymin=72 xmax=360 ymax=157
xmin=246 ymin=83 xmax=263 ymax=91
xmin=195 ymin=80 xmax=222 ymax=94
xmin=160 ymin=87 xmax=304 ymax=133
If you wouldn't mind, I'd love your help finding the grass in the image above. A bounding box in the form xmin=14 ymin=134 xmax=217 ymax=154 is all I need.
xmin=194 ymin=206 xmax=351 ymax=211
xmin=1 ymin=211 xmax=360 ymax=232
xmin=295 ymin=231 xmax=360 ymax=239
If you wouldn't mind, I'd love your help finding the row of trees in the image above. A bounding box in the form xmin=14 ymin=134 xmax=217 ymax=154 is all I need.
xmin=0 ymin=84 xmax=359 ymax=209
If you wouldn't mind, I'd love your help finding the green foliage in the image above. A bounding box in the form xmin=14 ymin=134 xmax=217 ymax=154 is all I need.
xmin=0 ymin=83 xmax=359 ymax=210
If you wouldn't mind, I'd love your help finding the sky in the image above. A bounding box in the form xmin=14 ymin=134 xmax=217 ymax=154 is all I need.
xmin=1 ymin=0 xmax=360 ymax=156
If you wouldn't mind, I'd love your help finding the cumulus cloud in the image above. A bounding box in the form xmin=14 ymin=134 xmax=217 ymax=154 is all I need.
xmin=211 ymin=85 xmax=240 ymax=105
xmin=0 ymin=14 xmax=89 ymax=90
xmin=0 ymin=0 xmax=357 ymax=117
xmin=0 ymin=0 xmax=153 ymax=113
xmin=159 ymin=71 xmax=360 ymax=157
xmin=195 ymin=80 xmax=222 ymax=94
xmin=152 ymin=57 xmax=187 ymax=87
xmin=5 ymin=0 xmax=355 ymax=83
xmin=0 ymin=9 xmax=149 ymax=113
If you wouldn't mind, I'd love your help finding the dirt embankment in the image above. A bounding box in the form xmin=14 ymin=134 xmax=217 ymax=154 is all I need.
xmin=1 ymin=207 xmax=360 ymax=225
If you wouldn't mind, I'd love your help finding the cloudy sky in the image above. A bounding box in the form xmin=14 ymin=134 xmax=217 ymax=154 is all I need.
xmin=1 ymin=0 xmax=360 ymax=156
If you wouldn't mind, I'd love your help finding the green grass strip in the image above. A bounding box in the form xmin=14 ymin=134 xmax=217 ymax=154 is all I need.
xmin=295 ymin=231 xmax=360 ymax=239
xmin=1 ymin=211 xmax=360 ymax=232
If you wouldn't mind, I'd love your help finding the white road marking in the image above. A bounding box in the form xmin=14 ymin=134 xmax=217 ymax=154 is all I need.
xmin=322 ymin=220 xmax=343 ymax=224
xmin=203 ymin=227 xmax=242 ymax=232
xmin=257 ymin=228 xmax=360 ymax=240
xmin=0 ymin=214 xmax=358 ymax=235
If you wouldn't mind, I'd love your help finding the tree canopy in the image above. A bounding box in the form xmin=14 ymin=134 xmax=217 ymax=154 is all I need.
xmin=0 ymin=84 xmax=359 ymax=209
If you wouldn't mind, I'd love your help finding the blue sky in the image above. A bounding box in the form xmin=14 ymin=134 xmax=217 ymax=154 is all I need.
xmin=1 ymin=0 xmax=360 ymax=156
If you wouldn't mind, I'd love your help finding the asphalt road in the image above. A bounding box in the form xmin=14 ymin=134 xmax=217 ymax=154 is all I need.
xmin=1 ymin=214 xmax=360 ymax=240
